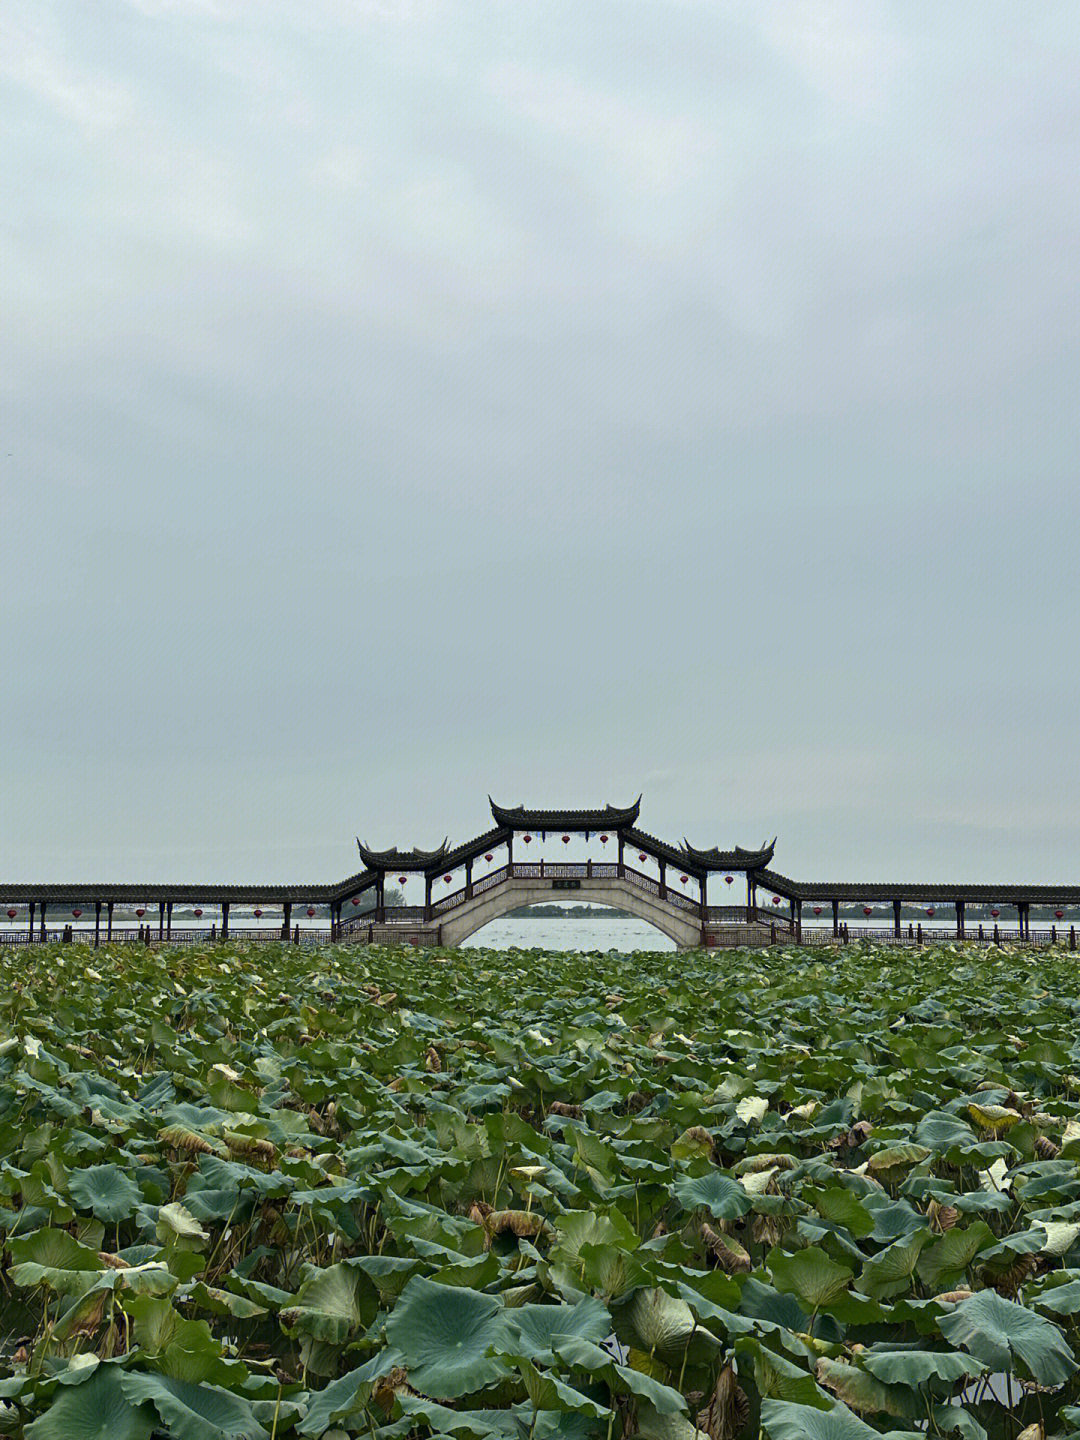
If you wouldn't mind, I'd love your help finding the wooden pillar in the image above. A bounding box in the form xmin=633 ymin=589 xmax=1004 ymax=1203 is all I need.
xmin=746 ymin=873 xmax=753 ymax=922
xmin=28 ymin=901 xmax=36 ymax=944
xmin=893 ymin=898 xmax=902 ymax=939
xmin=94 ymin=901 xmax=101 ymax=948
xmin=166 ymin=901 xmax=172 ymax=939
xmin=282 ymin=901 xmax=292 ymax=939
xmin=831 ymin=899 xmax=839 ymax=937
xmin=465 ymin=858 xmax=473 ymax=898
xmin=507 ymin=833 xmax=513 ymax=868
xmin=221 ymin=901 xmax=230 ymax=938
xmin=1019 ymin=902 xmax=1029 ymax=940
xmin=617 ymin=833 xmax=624 ymax=871
xmin=795 ymin=897 xmax=802 ymax=942
xmin=956 ymin=900 xmax=965 ymax=940
xmin=376 ymin=873 xmax=385 ymax=921
xmin=39 ymin=902 xmax=47 ymax=942
xmin=107 ymin=900 xmax=113 ymax=941
xmin=158 ymin=901 xmax=165 ymax=940
xmin=659 ymin=860 xmax=667 ymax=900
xmin=700 ymin=873 xmax=708 ymax=924
xmin=424 ymin=873 xmax=432 ymax=919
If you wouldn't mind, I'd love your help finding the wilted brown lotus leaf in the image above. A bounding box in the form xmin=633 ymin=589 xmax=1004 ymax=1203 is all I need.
xmin=702 ymin=1221 xmax=751 ymax=1274
xmin=97 ymin=1252 xmax=129 ymax=1270
xmin=223 ymin=1131 xmax=277 ymax=1163
xmin=751 ymin=1213 xmax=785 ymax=1249
xmin=933 ymin=1289 xmax=973 ymax=1304
xmin=1035 ymin=1135 xmax=1060 ymax=1160
xmin=157 ymin=1124 xmax=227 ymax=1158
xmin=372 ymin=1367 xmax=412 ymax=1413
xmin=696 ymin=1362 xmax=750 ymax=1440
xmin=985 ymin=1253 xmax=1038 ymax=1296
xmin=927 ymin=1199 xmax=959 ymax=1232
xmin=734 ymin=1152 xmax=795 ymax=1174
xmin=424 ymin=1046 xmax=441 ymax=1072
xmin=468 ymin=1200 xmax=493 ymax=1225
xmin=480 ymin=1209 xmax=553 ymax=1249
xmin=548 ymin=1100 xmax=584 ymax=1119
xmin=1016 ymin=1423 xmax=1045 ymax=1439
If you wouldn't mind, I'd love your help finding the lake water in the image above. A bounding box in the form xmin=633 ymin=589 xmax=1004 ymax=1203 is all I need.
xmin=461 ymin=917 xmax=677 ymax=951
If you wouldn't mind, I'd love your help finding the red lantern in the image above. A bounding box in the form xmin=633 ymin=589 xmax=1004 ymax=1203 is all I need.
xmin=1055 ymin=910 xmax=1064 ymax=920
xmin=523 ymin=834 xmax=532 ymax=845
xmin=679 ymin=874 xmax=688 ymax=885
xmin=724 ymin=875 xmax=733 ymax=885
xmin=638 ymin=852 xmax=647 ymax=862
xmin=351 ymin=897 xmax=359 ymax=905
xmin=484 ymin=853 xmax=493 ymax=862
xmin=72 ymin=908 xmax=82 ymax=918
xmin=772 ymin=896 xmax=781 ymax=906
xmin=6 ymin=909 xmax=15 ymax=920
xmin=562 ymin=835 xmax=570 ymax=845
xmin=991 ymin=909 xmax=999 ymax=918
xmin=254 ymin=907 xmax=262 ymax=918
xmin=194 ymin=907 xmax=203 ymax=918
xmin=863 ymin=906 xmax=872 ymax=917
xmin=398 ymin=876 xmax=408 ymax=886
xmin=813 ymin=905 xmax=822 ymax=916
xmin=307 ymin=906 xmax=315 ymax=918
xmin=444 ymin=875 xmax=452 ymax=885
xmin=136 ymin=907 xmax=145 ymax=918
xmin=926 ymin=907 xmax=935 ymax=917
xmin=599 ymin=834 xmax=608 ymax=844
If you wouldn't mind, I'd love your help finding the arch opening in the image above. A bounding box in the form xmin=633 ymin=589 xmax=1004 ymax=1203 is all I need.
xmin=461 ymin=899 xmax=677 ymax=951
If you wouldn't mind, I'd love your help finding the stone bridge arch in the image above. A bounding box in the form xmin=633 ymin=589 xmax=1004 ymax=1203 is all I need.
xmin=435 ymin=874 xmax=701 ymax=949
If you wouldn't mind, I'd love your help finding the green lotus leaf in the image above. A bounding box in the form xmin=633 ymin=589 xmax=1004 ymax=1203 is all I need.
xmin=672 ymin=1171 xmax=752 ymax=1221
xmin=859 ymin=1347 xmax=986 ymax=1387
xmin=296 ymin=1350 xmax=406 ymax=1437
xmin=802 ymin=1186 xmax=875 ymax=1238
xmin=916 ymin=1222 xmax=995 ymax=1292
xmin=760 ymin=1398 xmax=902 ymax=1439
xmin=67 ymin=1164 xmax=141 ymax=1222
xmin=552 ymin=1334 xmax=687 ymax=1414
xmin=768 ymin=1247 xmax=853 ymax=1311
xmin=384 ymin=1275 xmax=515 ymax=1399
xmin=936 ymin=1287 xmax=1078 ymax=1387
xmin=24 ymin=1363 xmax=156 ymax=1440
xmin=856 ymin=1230 xmax=931 ymax=1301
xmin=119 ymin=1372 xmax=269 ymax=1440
xmin=505 ymin=1297 xmax=611 ymax=1361
xmin=155 ymin=1202 xmax=209 ymax=1245
xmin=814 ymin=1358 xmax=918 ymax=1420
xmin=8 ymin=1226 xmax=105 ymax=1296
xmin=280 ymin=1260 xmax=377 ymax=1344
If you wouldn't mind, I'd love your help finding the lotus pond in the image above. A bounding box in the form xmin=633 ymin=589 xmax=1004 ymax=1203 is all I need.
xmin=4 ymin=940 xmax=1080 ymax=1439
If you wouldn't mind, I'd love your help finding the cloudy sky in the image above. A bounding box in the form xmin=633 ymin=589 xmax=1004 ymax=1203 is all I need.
xmin=3 ymin=1 xmax=1078 ymax=887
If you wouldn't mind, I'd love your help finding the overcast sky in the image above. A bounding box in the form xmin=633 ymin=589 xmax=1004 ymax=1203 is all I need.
xmin=3 ymin=1 xmax=1079 ymax=887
